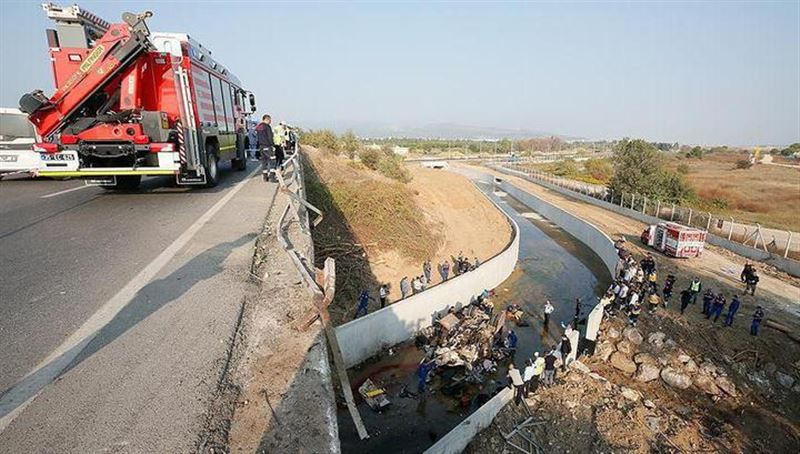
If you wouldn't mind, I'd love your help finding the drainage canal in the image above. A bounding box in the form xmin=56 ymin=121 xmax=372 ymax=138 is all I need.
xmin=337 ymin=182 xmax=612 ymax=453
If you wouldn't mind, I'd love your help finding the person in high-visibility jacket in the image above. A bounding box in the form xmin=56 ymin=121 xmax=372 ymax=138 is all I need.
xmin=273 ymin=122 xmax=286 ymax=169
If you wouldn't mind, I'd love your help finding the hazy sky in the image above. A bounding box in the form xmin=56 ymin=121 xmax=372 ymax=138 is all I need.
xmin=1 ymin=1 xmax=798 ymax=145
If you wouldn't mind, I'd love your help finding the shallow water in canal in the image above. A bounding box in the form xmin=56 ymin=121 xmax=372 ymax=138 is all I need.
xmin=337 ymin=183 xmax=612 ymax=454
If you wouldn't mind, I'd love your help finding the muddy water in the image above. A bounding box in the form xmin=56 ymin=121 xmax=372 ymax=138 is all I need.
xmin=337 ymin=183 xmax=612 ymax=454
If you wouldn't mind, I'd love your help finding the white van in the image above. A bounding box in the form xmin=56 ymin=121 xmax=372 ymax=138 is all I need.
xmin=0 ymin=108 xmax=40 ymax=178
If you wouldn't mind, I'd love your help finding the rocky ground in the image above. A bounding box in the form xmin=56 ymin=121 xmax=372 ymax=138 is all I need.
xmin=464 ymin=164 xmax=800 ymax=453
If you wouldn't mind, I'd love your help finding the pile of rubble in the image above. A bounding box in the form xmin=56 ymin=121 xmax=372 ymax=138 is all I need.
xmin=416 ymin=296 xmax=510 ymax=384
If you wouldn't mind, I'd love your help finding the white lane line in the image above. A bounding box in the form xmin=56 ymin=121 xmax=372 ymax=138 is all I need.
xmin=40 ymin=185 xmax=91 ymax=199
xmin=0 ymin=166 xmax=261 ymax=432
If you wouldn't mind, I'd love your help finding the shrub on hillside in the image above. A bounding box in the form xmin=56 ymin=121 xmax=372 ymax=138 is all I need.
xmin=300 ymin=129 xmax=340 ymax=153
xmin=676 ymin=163 xmax=690 ymax=174
xmin=377 ymin=155 xmax=412 ymax=183
xmin=609 ymin=139 xmax=694 ymax=203
xmin=584 ymin=158 xmax=613 ymax=182
xmin=735 ymin=159 xmax=753 ymax=169
xmin=359 ymin=148 xmax=382 ymax=170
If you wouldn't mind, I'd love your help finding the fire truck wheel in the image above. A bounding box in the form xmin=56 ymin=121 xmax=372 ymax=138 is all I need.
xmin=204 ymin=145 xmax=220 ymax=188
xmin=232 ymin=156 xmax=247 ymax=171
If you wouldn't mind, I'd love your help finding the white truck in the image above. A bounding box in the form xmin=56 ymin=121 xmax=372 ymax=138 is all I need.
xmin=0 ymin=108 xmax=40 ymax=178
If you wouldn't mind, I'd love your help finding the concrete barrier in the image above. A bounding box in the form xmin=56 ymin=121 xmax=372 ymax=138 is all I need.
xmin=334 ymin=181 xmax=520 ymax=369
xmin=492 ymin=165 xmax=800 ymax=278
xmin=423 ymin=388 xmax=513 ymax=454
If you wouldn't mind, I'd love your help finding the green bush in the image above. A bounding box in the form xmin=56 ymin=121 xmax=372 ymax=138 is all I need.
xmin=735 ymin=159 xmax=752 ymax=169
xmin=584 ymin=158 xmax=613 ymax=182
xmin=300 ymin=129 xmax=340 ymax=153
xmin=340 ymin=130 xmax=360 ymax=159
xmin=377 ymin=155 xmax=411 ymax=183
xmin=676 ymin=163 xmax=690 ymax=174
xmin=359 ymin=148 xmax=382 ymax=170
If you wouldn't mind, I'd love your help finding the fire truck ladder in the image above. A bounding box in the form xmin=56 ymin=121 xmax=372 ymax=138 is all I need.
xmin=42 ymin=2 xmax=111 ymax=41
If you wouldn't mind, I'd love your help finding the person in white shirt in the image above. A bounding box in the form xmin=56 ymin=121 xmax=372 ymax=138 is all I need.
xmin=544 ymin=300 xmax=555 ymax=326
xmin=522 ymin=359 xmax=535 ymax=397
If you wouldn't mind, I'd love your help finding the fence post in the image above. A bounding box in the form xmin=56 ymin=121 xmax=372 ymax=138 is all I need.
xmin=620 ymin=192 xmax=624 ymax=207
xmin=631 ymin=193 xmax=636 ymax=209
xmin=687 ymin=209 xmax=693 ymax=226
xmin=785 ymin=231 xmax=793 ymax=258
xmin=670 ymin=203 xmax=675 ymax=221
xmin=706 ymin=212 xmax=712 ymax=231
xmin=656 ymin=200 xmax=661 ymax=219
xmin=643 ymin=197 xmax=648 ymax=215
xmin=727 ymin=217 xmax=734 ymax=240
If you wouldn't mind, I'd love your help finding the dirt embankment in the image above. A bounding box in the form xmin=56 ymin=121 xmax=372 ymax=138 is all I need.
xmin=464 ymin=163 xmax=800 ymax=452
xmin=304 ymin=147 xmax=510 ymax=325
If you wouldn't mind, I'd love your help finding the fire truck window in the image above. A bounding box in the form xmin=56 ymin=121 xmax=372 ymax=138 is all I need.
xmin=192 ymin=66 xmax=216 ymax=126
xmin=222 ymin=80 xmax=234 ymax=132
xmin=210 ymin=76 xmax=226 ymax=132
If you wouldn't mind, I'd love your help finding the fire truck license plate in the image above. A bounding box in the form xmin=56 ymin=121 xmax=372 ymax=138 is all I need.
xmin=39 ymin=152 xmax=77 ymax=161
xmin=0 ymin=154 xmax=18 ymax=163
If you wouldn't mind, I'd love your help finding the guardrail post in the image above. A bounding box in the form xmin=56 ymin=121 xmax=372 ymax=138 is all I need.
xmin=785 ymin=231 xmax=793 ymax=258
xmin=728 ymin=217 xmax=734 ymax=240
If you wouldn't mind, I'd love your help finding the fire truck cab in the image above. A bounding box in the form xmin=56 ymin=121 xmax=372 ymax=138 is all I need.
xmin=19 ymin=3 xmax=257 ymax=189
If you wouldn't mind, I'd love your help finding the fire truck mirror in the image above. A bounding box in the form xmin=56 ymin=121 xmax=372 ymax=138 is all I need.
xmin=248 ymin=93 xmax=256 ymax=112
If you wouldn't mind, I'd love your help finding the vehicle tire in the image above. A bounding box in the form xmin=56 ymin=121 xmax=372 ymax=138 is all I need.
xmin=204 ymin=142 xmax=220 ymax=188
xmin=102 ymin=175 xmax=141 ymax=190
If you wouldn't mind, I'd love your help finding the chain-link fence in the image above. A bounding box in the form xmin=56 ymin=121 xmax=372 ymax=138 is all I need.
xmin=501 ymin=162 xmax=799 ymax=261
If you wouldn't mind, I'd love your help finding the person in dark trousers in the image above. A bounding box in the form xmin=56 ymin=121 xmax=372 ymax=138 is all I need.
xmin=679 ymin=289 xmax=693 ymax=315
xmin=741 ymin=263 xmax=754 ymax=282
xmin=724 ymin=295 xmax=741 ymax=327
xmin=708 ymin=293 xmax=726 ymax=323
xmin=662 ymin=274 xmax=676 ymax=305
xmin=701 ymin=289 xmax=715 ymax=316
xmin=354 ymin=289 xmax=371 ymax=319
xmin=745 ymin=270 xmax=760 ymax=296
xmin=559 ymin=335 xmax=572 ymax=371
xmin=508 ymin=363 xmax=525 ymax=405
xmin=255 ymin=114 xmax=275 ymax=181
xmin=379 ymin=284 xmax=389 ymax=308
xmin=572 ymin=298 xmax=582 ymax=329
xmin=543 ymin=300 xmax=554 ymax=327
xmin=417 ymin=360 xmax=434 ymax=394
xmin=688 ymin=278 xmax=702 ymax=304
xmin=506 ymin=330 xmax=518 ymax=352
xmin=751 ymin=306 xmax=765 ymax=336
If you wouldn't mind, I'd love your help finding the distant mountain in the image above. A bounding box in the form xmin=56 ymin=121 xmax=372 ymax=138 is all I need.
xmin=302 ymin=121 xmax=579 ymax=140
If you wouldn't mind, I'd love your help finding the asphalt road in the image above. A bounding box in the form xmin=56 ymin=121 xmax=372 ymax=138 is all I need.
xmin=0 ymin=161 xmax=276 ymax=451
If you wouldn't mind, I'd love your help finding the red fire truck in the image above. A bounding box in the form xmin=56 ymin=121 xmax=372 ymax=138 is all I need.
xmin=19 ymin=3 xmax=257 ymax=189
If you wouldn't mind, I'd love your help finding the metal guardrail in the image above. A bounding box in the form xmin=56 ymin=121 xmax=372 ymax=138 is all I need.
xmin=498 ymin=161 xmax=799 ymax=260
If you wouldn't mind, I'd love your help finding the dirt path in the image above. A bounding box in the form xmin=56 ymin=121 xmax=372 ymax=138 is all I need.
xmin=467 ymin=164 xmax=800 ymax=317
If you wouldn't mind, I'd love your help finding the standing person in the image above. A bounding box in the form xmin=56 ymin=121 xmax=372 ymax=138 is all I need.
xmin=506 ymin=330 xmax=518 ymax=352
xmin=751 ymin=306 xmax=765 ymax=336
xmin=679 ymin=289 xmax=693 ymax=315
xmin=648 ymin=271 xmax=658 ymax=294
xmin=255 ymin=114 xmax=275 ymax=181
xmin=273 ymin=121 xmax=286 ymax=169
xmin=543 ymin=300 xmax=554 ymax=326
xmin=354 ymin=290 xmax=371 ymax=319
xmin=647 ymin=292 xmax=660 ymax=314
xmin=741 ymin=263 xmax=753 ymax=283
xmin=417 ymin=360 xmax=434 ymax=394
xmin=379 ymin=284 xmax=389 ymax=309
xmin=508 ymin=363 xmax=525 ymax=405
xmin=708 ymin=293 xmax=726 ymax=323
xmin=662 ymin=274 xmax=676 ymax=306
xmin=629 ymin=302 xmax=642 ymax=326
xmin=573 ymin=298 xmax=582 ymax=329
xmin=559 ymin=335 xmax=572 ymax=371
xmin=440 ymin=261 xmax=450 ymax=281
xmin=423 ymin=260 xmax=433 ymax=284
xmin=531 ymin=352 xmax=545 ymax=393
xmin=400 ymin=276 xmax=411 ymax=299
xmin=542 ymin=349 xmax=557 ymax=386
xmin=724 ymin=295 xmax=741 ymax=327
xmin=474 ymin=257 xmax=481 ymax=267
xmin=701 ymin=289 xmax=715 ymax=316
xmin=745 ymin=270 xmax=760 ymax=296
xmin=522 ymin=359 xmax=535 ymax=397
xmin=689 ymin=277 xmax=702 ymax=304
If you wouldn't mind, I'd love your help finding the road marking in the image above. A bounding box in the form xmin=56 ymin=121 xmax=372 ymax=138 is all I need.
xmin=40 ymin=185 xmax=91 ymax=199
xmin=0 ymin=165 xmax=261 ymax=433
